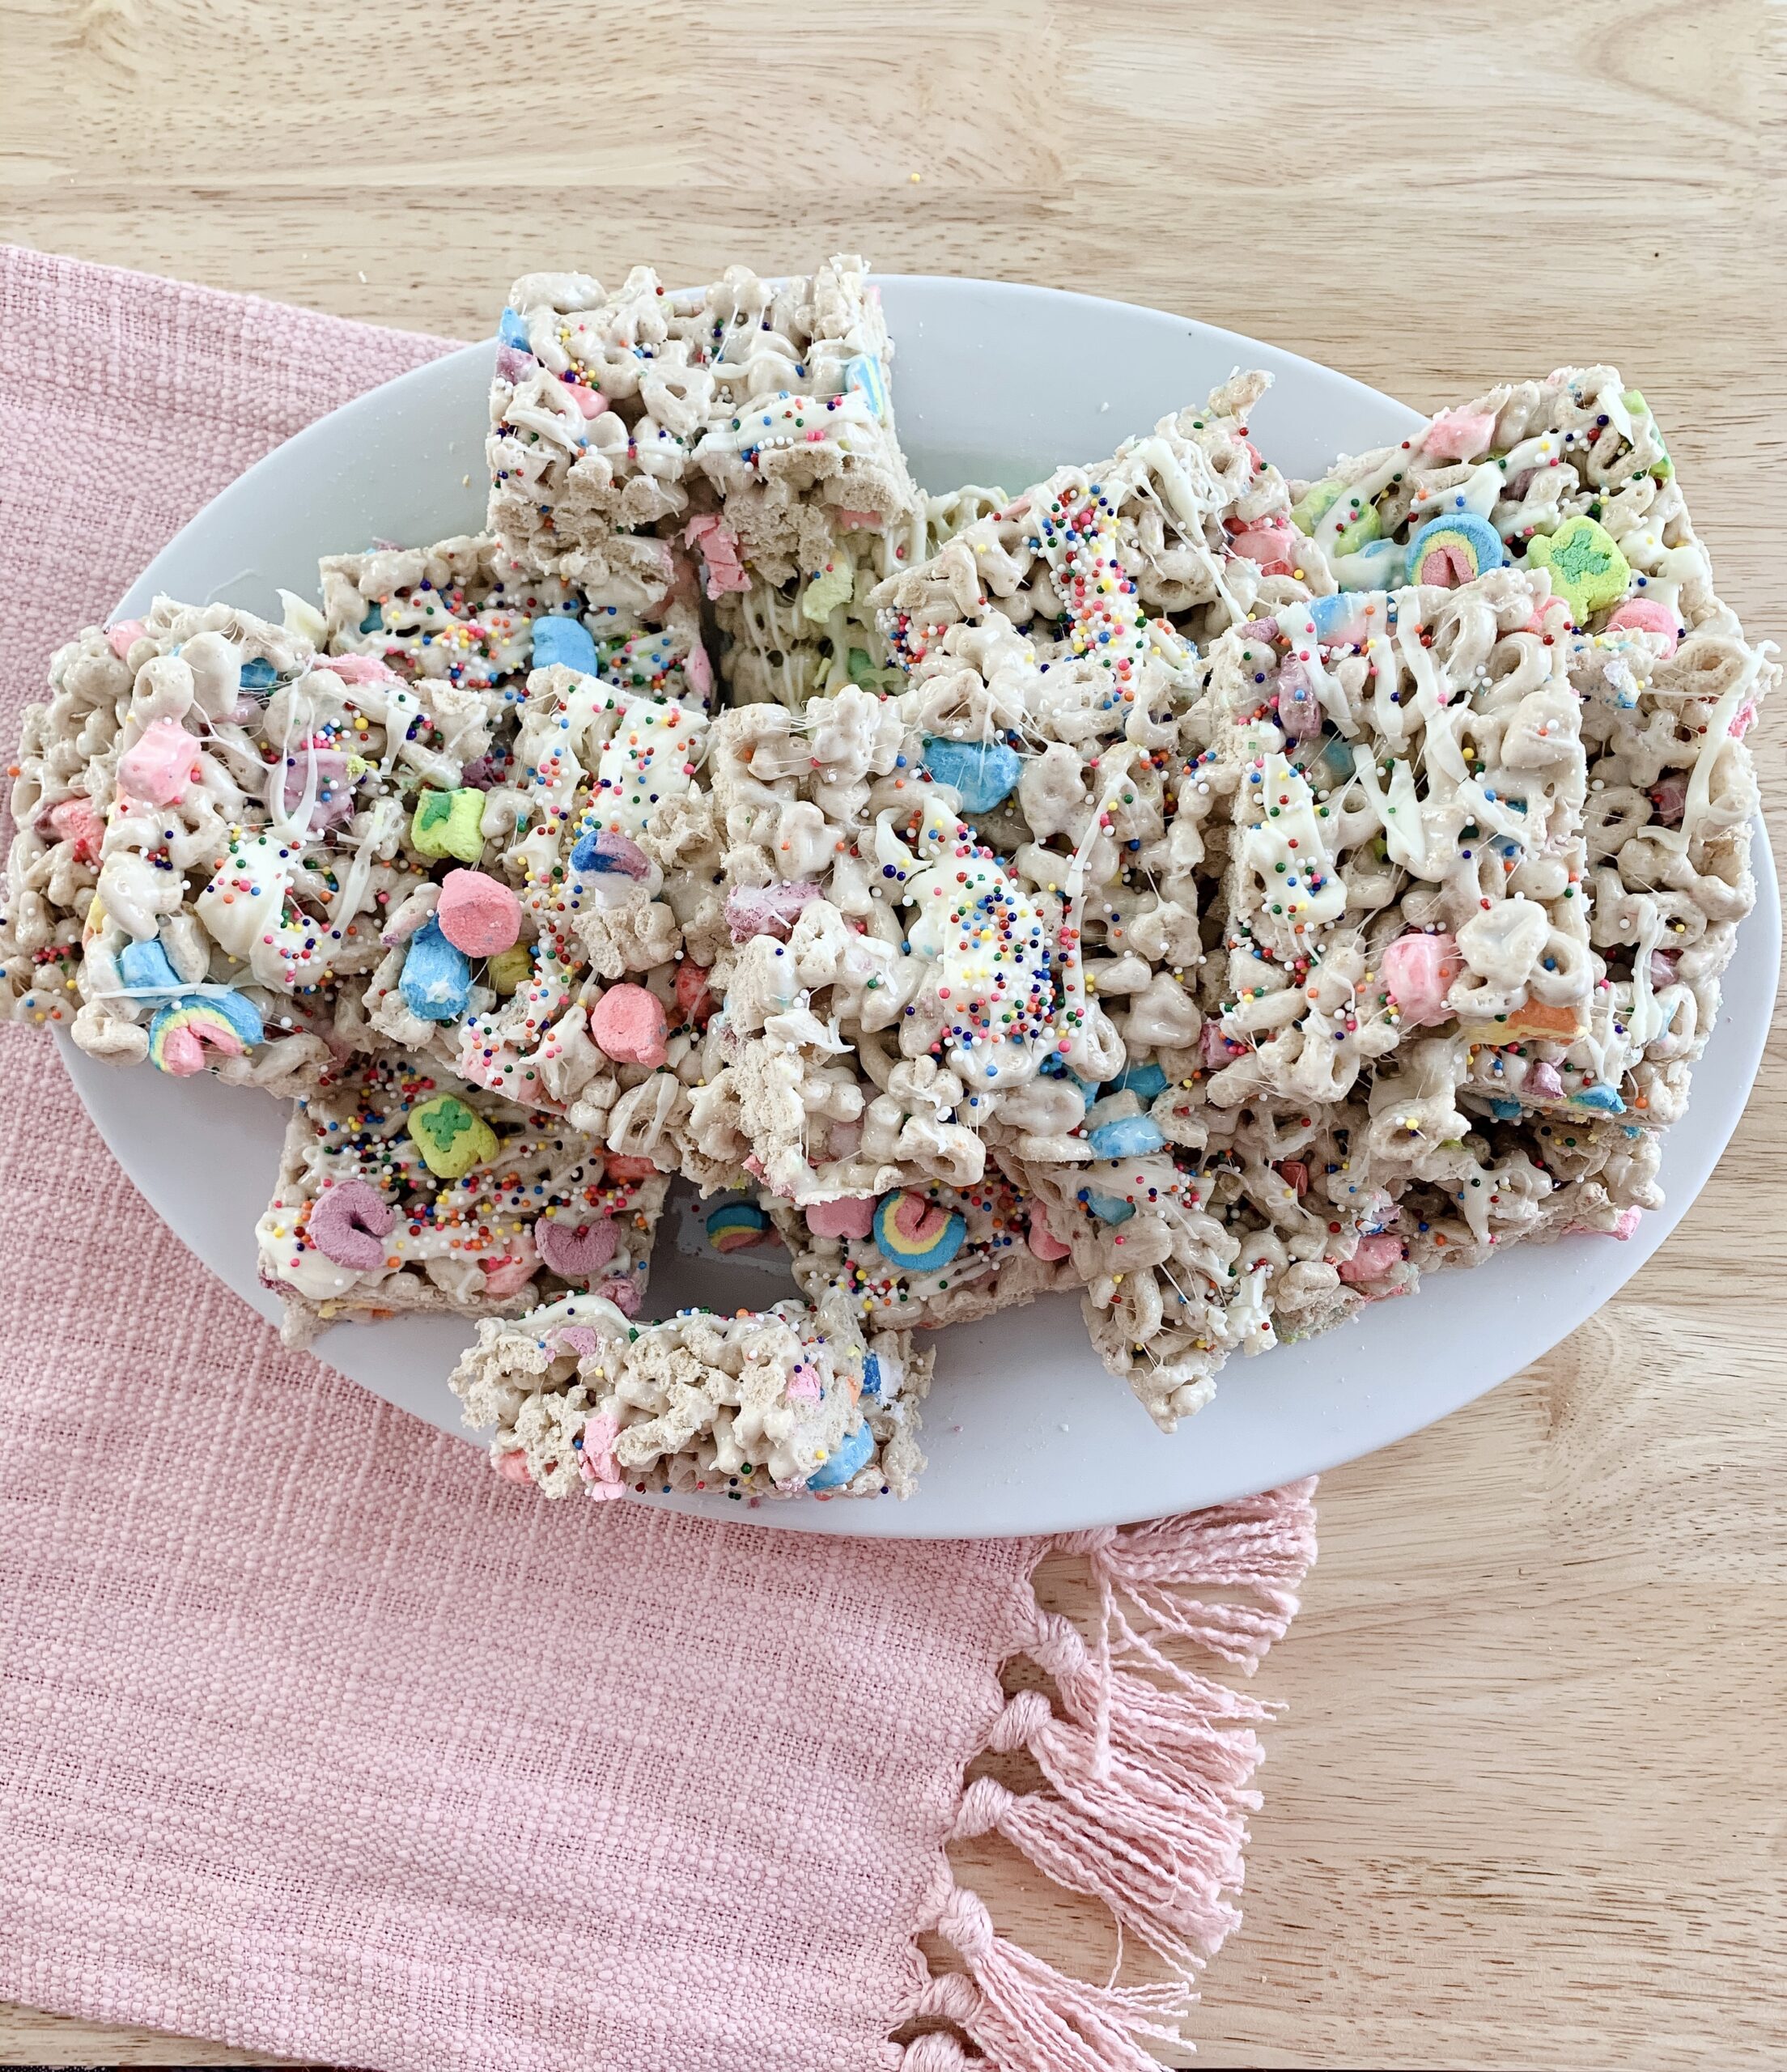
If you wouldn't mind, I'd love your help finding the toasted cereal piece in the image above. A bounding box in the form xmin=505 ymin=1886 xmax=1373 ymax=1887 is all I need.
xmin=450 ymin=1281 xmax=930 ymax=1501
xmin=256 ymin=1051 xmax=669 ymax=1347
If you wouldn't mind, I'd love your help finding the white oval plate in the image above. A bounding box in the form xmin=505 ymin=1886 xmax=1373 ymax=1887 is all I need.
xmin=68 ymin=277 xmax=1778 ymax=1537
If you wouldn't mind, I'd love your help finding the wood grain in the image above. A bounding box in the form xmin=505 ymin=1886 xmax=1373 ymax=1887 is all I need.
xmin=2 ymin=0 xmax=1783 ymax=2063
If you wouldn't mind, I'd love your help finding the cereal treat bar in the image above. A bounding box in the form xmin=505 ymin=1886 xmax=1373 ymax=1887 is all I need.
xmin=1285 ymin=367 xmax=1734 ymax=632
xmin=357 ymin=659 xmax=721 ymax=1165
xmin=763 ymin=1166 xmax=1084 ymax=1331
xmin=450 ymin=1283 xmax=930 ymax=1501
xmin=1280 ymin=372 xmax=1775 ymax=1129
xmin=870 ymin=373 xmax=1310 ymax=669
xmin=712 ymin=483 xmax=1018 ymax=716
xmin=2 ymin=600 xmax=495 ymax=1093
xmin=256 ymin=1051 xmax=668 ymax=1347
xmin=315 ymin=530 xmax=712 ymax=724
xmin=486 ymin=257 xmax=924 ymax=661
xmin=1186 ymin=564 xmax=1594 ymax=1115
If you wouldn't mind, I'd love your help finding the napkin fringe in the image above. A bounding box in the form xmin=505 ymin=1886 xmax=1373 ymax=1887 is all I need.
xmin=898 ymin=1479 xmax=1318 ymax=2070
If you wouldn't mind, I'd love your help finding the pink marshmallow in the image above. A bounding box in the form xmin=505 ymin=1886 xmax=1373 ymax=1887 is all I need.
xmin=1338 ymin=1233 xmax=1404 ymax=1284
xmin=1279 ymin=1160 xmax=1309 ymax=1197
xmin=495 ymin=346 xmax=533 ymax=384
xmin=437 ymin=868 xmax=523 ymax=957
xmin=1421 ymin=407 xmax=1499 ymax=463
xmin=1649 ymin=775 xmax=1688 ymax=824
xmin=596 ymin=1276 xmax=643 ymax=1317
xmin=40 ymin=796 xmax=103 ymax=861
xmin=605 ymin=1154 xmax=663 ymax=1182
xmin=116 ymin=716 xmax=197 ymax=807
xmin=1025 ymin=1212 xmax=1072 ymax=1263
xmin=322 ymin=652 xmax=397 ymax=684
xmin=834 ymin=509 xmax=883 ymax=530
xmin=493 ymin=1450 xmax=533 ymax=1484
xmin=479 ymin=1253 xmax=537 ymax=1297
xmin=156 ymin=1022 xmax=241 ymax=1076
xmin=556 ymin=1327 xmax=603 ymax=1358
xmin=562 ymin=380 xmax=607 ymax=418
xmin=1649 ymin=950 xmax=1679 ymax=987
xmin=307 ymin=1179 xmax=397 ymax=1272
xmin=1199 ymin=1019 xmax=1246 ymax=1068
xmin=1380 ymin=931 xmax=1460 ymax=1026
xmin=536 ymin=1215 xmax=620 ymax=1281
xmin=1731 ymin=702 xmax=1757 ymax=739
xmin=684 ymin=640 xmax=714 ymax=701
xmin=1229 ymin=525 xmax=1296 ymax=576
xmin=675 ymin=961 xmax=718 ymax=1027
xmin=578 ymin=1410 xmax=626 ymax=1499
xmin=787 ymin=1361 xmax=823 ymax=1403
xmin=589 ymin=982 xmax=669 ymax=1067
xmin=1527 ymin=1061 xmax=1565 ymax=1101
xmin=806 ymin=1195 xmax=877 ymax=1242
xmin=725 ymin=881 xmax=820 ymax=943
xmin=685 ymin=515 xmax=750 ymax=599
xmin=106 ymin=619 xmax=147 ymax=660
xmin=1604 ymin=598 xmax=1680 ymax=656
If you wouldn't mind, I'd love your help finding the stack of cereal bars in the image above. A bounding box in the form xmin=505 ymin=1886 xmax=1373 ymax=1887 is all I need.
xmin=4 ymin=255 xmax=1770 ymax=1501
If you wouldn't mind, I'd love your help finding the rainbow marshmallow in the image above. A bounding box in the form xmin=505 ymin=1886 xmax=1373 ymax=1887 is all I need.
xmin=146 ymin=990 xmax=264 ymax=1076
xmin=1407 ymin=512 xmax=1505 ymax=588
xmin=872 ymin=1191 xmax=968 ymax=1274
xmin=707 ymin=1200 xmax=772 ymax=1253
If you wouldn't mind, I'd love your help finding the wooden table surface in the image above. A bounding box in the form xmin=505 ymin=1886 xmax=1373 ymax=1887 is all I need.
xmin=3 ymin=2 xmax=1783 ymax=2065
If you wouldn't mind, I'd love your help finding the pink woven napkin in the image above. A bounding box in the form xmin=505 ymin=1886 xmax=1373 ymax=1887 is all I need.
xmin=0 ymin=245 xmax=1317 ymax=2072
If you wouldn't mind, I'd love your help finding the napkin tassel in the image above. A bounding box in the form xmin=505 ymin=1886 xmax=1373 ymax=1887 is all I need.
xmin=899 ymin=1479 xmax=1318 ymax=2071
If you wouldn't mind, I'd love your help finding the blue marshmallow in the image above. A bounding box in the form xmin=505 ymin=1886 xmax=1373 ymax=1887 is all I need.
xmin=499 ymin=308 xmax=532 ymax=351
xmin=238 ymin=656 xmax=278 ymax=691
xmin=1570 ymin=1084 xmax=1627 ymax=1114
xmin=1488 ymin=1096 xmax=1523 ymax=1120
xmin=531 ymin=614 xmax=598 ymax=675
xmin=921 ymin=736 xmax=1022 ymax=817
xmin=1085 ymin=1189 xmax=1136 ymax=1225
xmin=1088 ymin=1115 xmax=1165 ymax=1160
xmin=1111 ymin=1061 xmax=1168 ymax=1102
xmin=399 ymin=917 xmax=473 ymax=1024
xmin=806 ymin=1416 xmax=875 ymax=1491
xmin=117 ymin=937 xmax=186 ymax=1003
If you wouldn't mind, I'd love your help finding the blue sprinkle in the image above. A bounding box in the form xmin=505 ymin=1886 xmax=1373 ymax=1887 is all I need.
xmin=1085 ymin=1190 xmax=1136 ymax=1226
xmin=1112 ymin=1061 xmax=1168 ymax=1102
xmin=399 ymin=917 xmax=473 ymax=1024
xmin=807 ymin=1417 xmax=875 ymax=1491
xmin=1088 ymin=1115 xmax=1165 ymax=1159
xmin=531 ymin=615 xmax=598 ymax=674
xmin=499 ymin=308 xmax=532 ymax=351
xmin=921 ymin=737 xmax=1022 ymax=817
xmin=238 ymin=657 xmax=278 ymax=690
